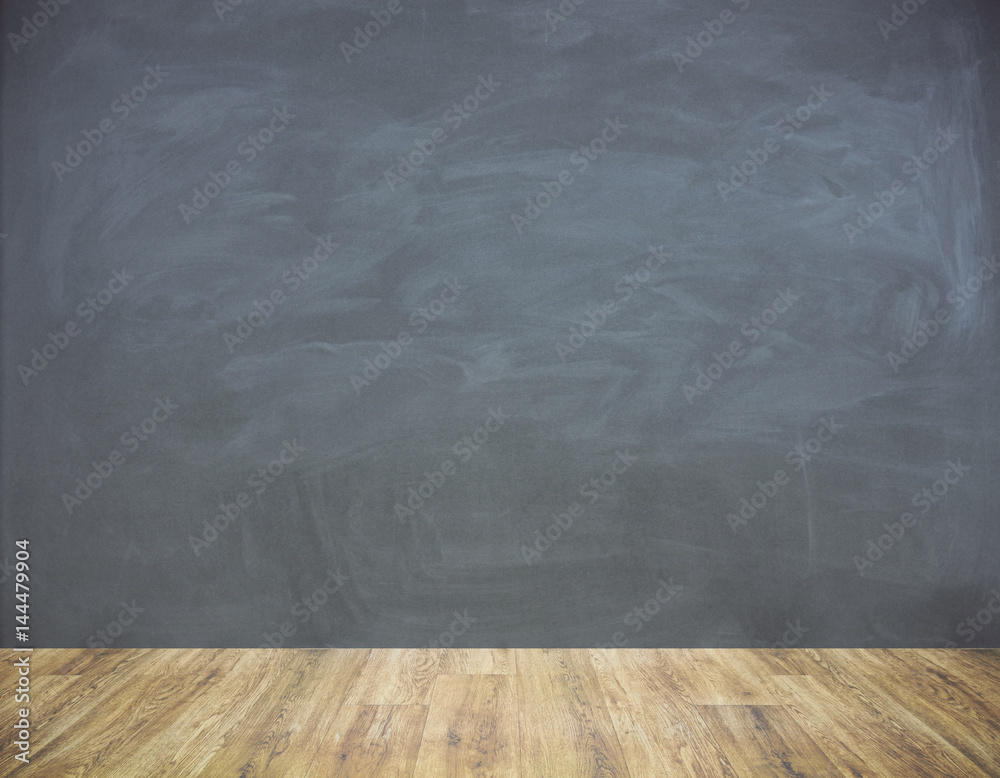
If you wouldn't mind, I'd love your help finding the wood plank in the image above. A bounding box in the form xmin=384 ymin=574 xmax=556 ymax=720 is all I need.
xmin=589 ymin=649 xmax=739 ymax=777
xmin=195 ymin=649 xmax=375 ymax=777
xmin=0 ymin=649 xmax=81 ymax=685
xmin=45 ymin=647 xmax=156 ymax=676
xmin=819 ymin=649 xmax=1000 ymax=777
xmin=0 ymin=650 xmax=165 ymax=758
xmin=138 ymin=649 xmax=307 ymax=777
xmin=344 ymin=648 xmax=440 ymax=705
xmin=768 ymin=649 xmax=882 ymax=695
xmin=2 ymin=648 xmax=996 ymax=777
xmin=15 ymin=651 xmax=275 ymax=777
xmin=772 ymin=672 xmax=989 ymax=777
xmin=264 ymin=650 xmax=374 ymax=777
xmin=413 ymin=674 xmax=518 ymax=777
xmin=667 ymin=649 xmax=780 ymax=705
xmin=752 ymin=649 xmax=810 ymax=676
xmin=905 ymin=650 xmax=1000 ymax=722
xmin=122 ymin=648 xmax=247 ymax=679
xmin=190 ymin=650 xmax=327 ymax=776
xmin=0 ymin=675 xmax=79 ymax=776
xmin=697 ymin=704 xmax=844 ymax=777
xmin=961 ymin=648 xmax=1000 ymax=670
xmin=307 ymin=705 xmax=428 ymax=777
xmin=13 ymin=673 xmax=216 ymax=777
xmin=139 ymin=650 xmax=317 ymax=776
xmin=438 ymin=649 xmax=514 ymax=675
xmin=773 ymin=648 xmax=834 ymax=675
xmin=767 ymin=673 xmax=901 ymax=778
xmin=515 ymin=648 xmax=629 ymax=777
xmin=921 ymin=648 xmax=1000 ymax=690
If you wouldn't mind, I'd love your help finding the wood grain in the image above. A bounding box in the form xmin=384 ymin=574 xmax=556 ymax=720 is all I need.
xmin=343 ymin=648 xmax=439 ymax=705
xmin=194 ymin=650 xmax=354 ymax=777
xmin=813 ymin=649 xmax=1000 ymax=777
xmin=309 ymin=705 xmax=428 ymax=777
xmin=1 ymin=648 xmax=997 ymax=777
xmin=514 ymin=648 xmax=630 ymax=777
xmin=696 ymin=704 xmax=843 ymax=777
xmin=438 ymin=649 xmax=514 ymax=675
xmin=589 ymin=649 xmax=739 ymax=777
xmin=414 ymin=674 xmax=518 ymax=777
xmin=137 ymin=650 xmax=303 ymax=777
xmin=669 ymin=648 xmax=781 ymax=705
xmin=772 ymin=671 xmax=988 ymax=777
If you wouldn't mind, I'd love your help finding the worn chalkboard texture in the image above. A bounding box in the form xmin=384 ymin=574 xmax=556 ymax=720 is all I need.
xmin=2 ymin=0 xmax=998 ymax=648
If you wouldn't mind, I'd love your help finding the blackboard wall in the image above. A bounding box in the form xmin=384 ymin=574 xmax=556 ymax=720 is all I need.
xmin=2 ymin=0 xmax=998 ymax=648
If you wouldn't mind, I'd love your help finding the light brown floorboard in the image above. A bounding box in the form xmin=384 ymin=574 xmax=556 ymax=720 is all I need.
xmin=697 ymin=704 xmax=843 ymax=777
xmin=1 ymin=648 xmax=997 ymax=777
xmin=307 ymin=704 xmax=427 ymax=777
xmin=590 ymin=649 xmax=739 ymax=777
xmin=343 ymin=648 xmax=440 ymax=705
xmin=515 ymin=648 xmax=630 ymax=777
xmin=413 ymin=673 xmax=518 ymax=777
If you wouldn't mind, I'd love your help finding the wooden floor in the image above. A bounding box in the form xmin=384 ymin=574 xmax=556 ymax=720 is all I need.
xmin=1 ymin=649 xmax=998 ymax=776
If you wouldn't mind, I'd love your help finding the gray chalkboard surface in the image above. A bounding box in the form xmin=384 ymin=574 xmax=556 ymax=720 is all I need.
xmin=2 ymin=0 xmax=998 ymax=648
